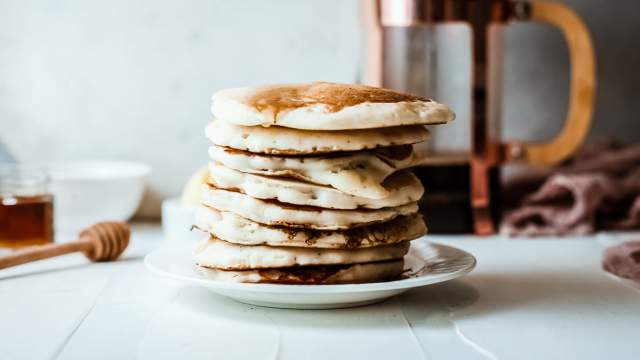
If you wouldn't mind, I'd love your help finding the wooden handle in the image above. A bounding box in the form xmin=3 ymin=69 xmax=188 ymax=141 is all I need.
xmin=0 ymin=221 xmax=129 ymax=270
xmin=505 ymin=1 xmax=596 ymax=165
xmin=0 ymin=241 xmax=91 ymax=270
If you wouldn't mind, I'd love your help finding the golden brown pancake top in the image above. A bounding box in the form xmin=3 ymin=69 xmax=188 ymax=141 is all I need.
xmin=246 ymin=82 xmax=430 ymax=115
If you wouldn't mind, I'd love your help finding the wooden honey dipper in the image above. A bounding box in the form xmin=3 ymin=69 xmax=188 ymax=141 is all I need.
xmin=0 ymin=221 xmax=130 ymax=270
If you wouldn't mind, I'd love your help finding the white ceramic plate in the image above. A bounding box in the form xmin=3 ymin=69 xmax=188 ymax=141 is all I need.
xmin=145 ymin=239 xmax=476 ymax=309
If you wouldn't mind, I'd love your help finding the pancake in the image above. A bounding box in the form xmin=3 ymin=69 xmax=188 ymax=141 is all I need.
xmin=208 ymin=163 xmax=423 ymax=209
xmin=211 ymin=82 xmax=455 ymax=130
xmin=201 ymin=186 xmax=419 ymax=230
xmin=195 ymin=206 xmax=427 ymax=248
xmin=192 ymin=236 xmax=410 ymax=270
xmin=205 ymin=120 xmax=430 ymax=155
xmin=196 ymin=260 xmax=404 ymax=284
xmin=208 ymin=144 xmax=423 ymax=199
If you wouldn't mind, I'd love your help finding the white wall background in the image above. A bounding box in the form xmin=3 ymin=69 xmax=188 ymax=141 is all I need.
xmin=1 ymin=0 xmax=639 ymax=217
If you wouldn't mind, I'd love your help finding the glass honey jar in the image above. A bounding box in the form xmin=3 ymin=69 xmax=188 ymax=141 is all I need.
xmin=0 ymin=165 xmax=54 ymax=249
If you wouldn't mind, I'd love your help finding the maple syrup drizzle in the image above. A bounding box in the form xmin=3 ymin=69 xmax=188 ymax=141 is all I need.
xmin=246 ymin=82 xmax=430 ymax=116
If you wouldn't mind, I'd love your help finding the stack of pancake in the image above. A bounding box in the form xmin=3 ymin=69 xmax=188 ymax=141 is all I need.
xmin=194 ymin=82 xmax=454 ymax=284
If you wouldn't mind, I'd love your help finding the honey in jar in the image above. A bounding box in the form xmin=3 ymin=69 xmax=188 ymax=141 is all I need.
xmin=0 ymin=166 xmax=54 ymax=248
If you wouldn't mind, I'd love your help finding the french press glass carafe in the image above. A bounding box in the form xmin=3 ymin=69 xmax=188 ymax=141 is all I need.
xmin=362 ymin=0 xmax=596 ymax=234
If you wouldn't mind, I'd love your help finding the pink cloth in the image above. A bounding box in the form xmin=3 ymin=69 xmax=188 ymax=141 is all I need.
xmin=602 ymin=240 xmax=640 ymax=283
xmin=501 ymin=142 xmax=640 ymax=236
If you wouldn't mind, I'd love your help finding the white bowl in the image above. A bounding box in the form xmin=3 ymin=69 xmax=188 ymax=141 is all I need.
xmin=161 ymin=197 xmax=202 ymax=245
xmin=49 ymin=161 xmax=150 ymax=232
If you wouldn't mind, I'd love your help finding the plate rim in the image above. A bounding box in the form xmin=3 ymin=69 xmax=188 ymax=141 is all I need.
xmin=144 ymin=242 xmax=476 ymax=294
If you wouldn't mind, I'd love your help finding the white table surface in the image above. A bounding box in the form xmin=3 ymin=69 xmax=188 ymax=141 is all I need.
xmin=1 ymin=224 xmax=639 ymax=360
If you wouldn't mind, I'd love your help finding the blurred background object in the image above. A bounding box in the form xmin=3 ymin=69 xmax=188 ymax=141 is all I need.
xmin=361 ymin=0 xmax=597 ymax=234
xmin=161 ymin=165 xmax=208 ymax=245
xmin=48 ymin=161 xmax=149 ymax=233
xmin=501 ymin=141 xmax=640 ymax=236
xmin=0 ymin=165 xmax=53 ymax=248
xmin=0 ymin=0 xmax=639 ymax=221
xmin=0 ymin=161 xmax=148 ymax=246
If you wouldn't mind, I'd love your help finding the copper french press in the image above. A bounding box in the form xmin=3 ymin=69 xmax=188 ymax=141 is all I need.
xmin=362 ymin=0 xmax=596 ymax=234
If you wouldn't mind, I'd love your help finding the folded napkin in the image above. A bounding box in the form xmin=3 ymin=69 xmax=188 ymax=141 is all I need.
xmin=602 ymin=240 xmax=640 ymax=283
xmin=501 ymin=141 xmax=640 ymax=236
